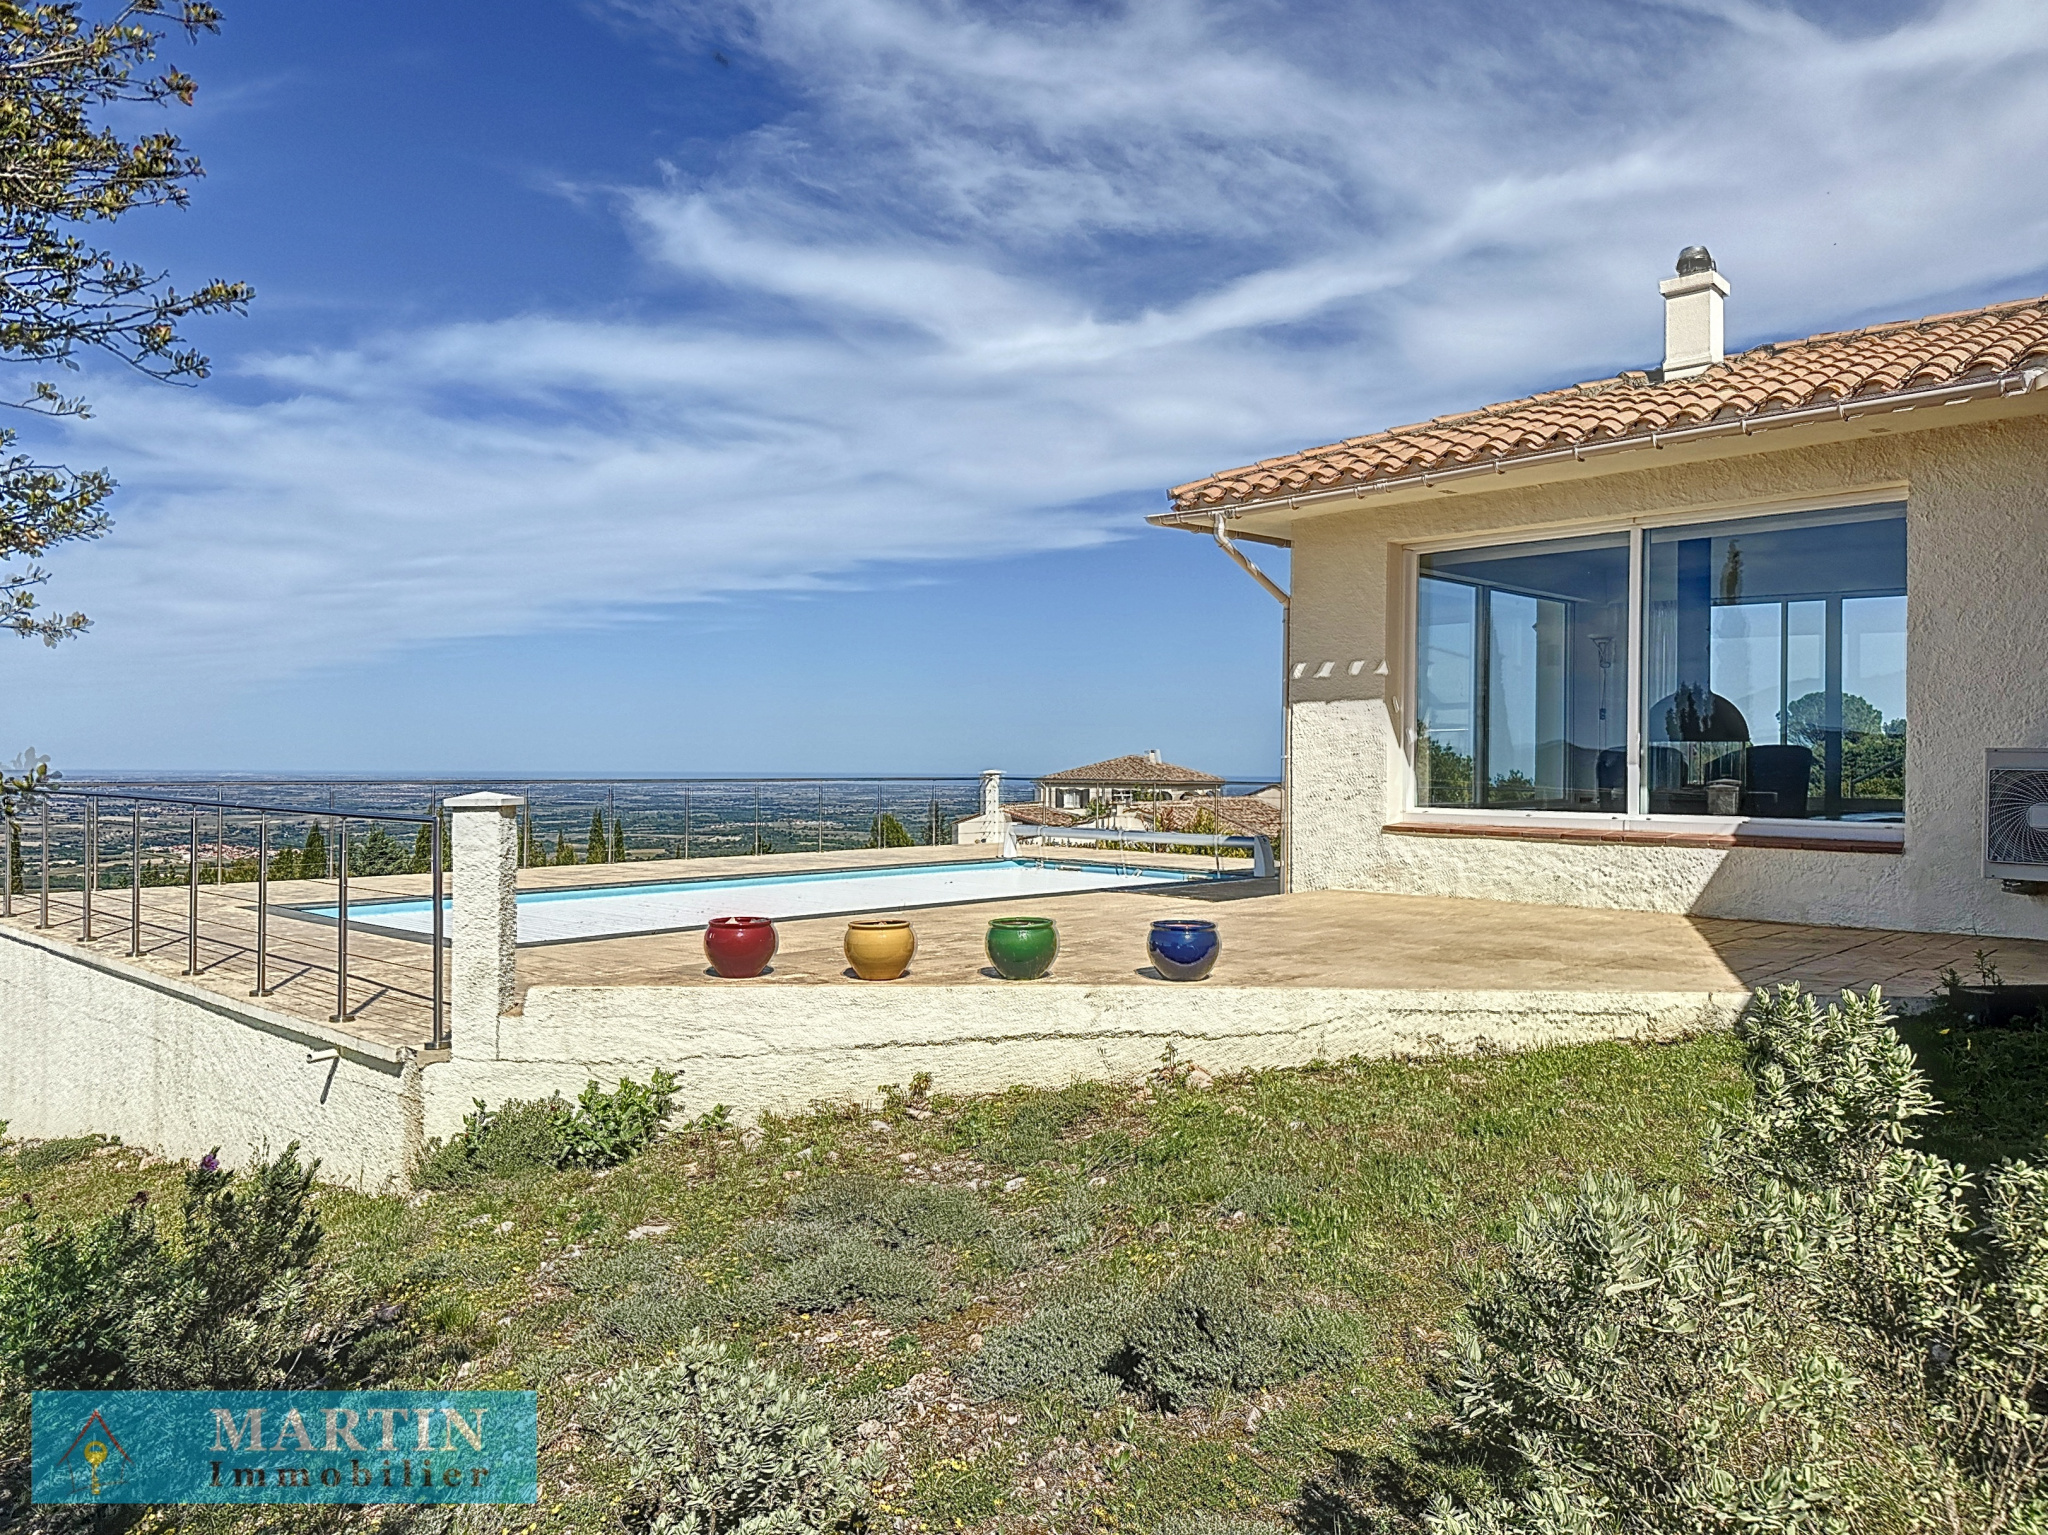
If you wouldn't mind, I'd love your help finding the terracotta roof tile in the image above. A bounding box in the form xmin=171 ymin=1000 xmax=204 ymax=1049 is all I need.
xmin=1167 ymin=294 xmax=2048 ymax=513
xmin=1132 ymin=797 xmax=1282 ymax=839
xmin=994 ymin=804 xmax=1082 ymax=827
xmin=1038 ymin=754 xmax=1224 ymax=786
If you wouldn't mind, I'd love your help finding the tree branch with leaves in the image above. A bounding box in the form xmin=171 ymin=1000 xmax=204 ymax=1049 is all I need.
xmin=0 ymin=1 xmax=249 ymax=643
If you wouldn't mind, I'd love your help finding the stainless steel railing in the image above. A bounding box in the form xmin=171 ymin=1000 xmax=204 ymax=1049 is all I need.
xmin=55 ymin=775 xmax=1281 ymax=868
xmin=19 ymin=788 xmax=447 ymax=1050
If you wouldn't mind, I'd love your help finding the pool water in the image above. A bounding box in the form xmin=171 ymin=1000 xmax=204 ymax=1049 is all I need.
xmin=305 ymin=857 xmax=1231 ymax=945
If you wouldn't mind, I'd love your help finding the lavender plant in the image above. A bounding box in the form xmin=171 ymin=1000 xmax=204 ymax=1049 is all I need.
xmin=1427 ymin=987 xmax=2048 ymax=1535
xmin=594 ymin=1340 xmax=878 ymax=1534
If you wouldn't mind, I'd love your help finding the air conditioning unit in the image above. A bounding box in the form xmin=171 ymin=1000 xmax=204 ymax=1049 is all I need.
xmin=1985 ymin=749 xmax=2048 ymax=886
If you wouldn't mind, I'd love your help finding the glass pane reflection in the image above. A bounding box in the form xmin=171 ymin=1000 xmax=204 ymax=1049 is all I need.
xmin=1643 ymin=505 xmax=1905 ymax=820
xmin=1416 ymin=534 xmax=1629 ymax=812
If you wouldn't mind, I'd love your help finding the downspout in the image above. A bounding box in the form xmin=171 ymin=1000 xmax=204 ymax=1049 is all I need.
xmin=1212 ymin=513 xmax=1289 ymax=607
xmin=1211 ymin=514 xmax=1293 ymax=891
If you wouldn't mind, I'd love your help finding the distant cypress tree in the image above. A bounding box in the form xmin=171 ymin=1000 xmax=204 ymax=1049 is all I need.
xmin=269 ymin=843 xmax=299 ymax=882
xmin=410 ymin=822 xmax=433 ymax=875
xmin=553 ymin=832 xmax=574 ymax=867
xmin=348 ymin=825 xmax=408 ymax=876
xmin=587 ymin=807 xmax=607 ymax=863
xmin=610 ymin=816 xmax=625 ymax=863
xmin=300 ymin=825 xmax=328 ymax=880
xmin=867 ymin=813 xmax=914 ymax=848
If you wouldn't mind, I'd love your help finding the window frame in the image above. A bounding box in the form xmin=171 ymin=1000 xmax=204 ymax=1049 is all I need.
xmin=1394 ymin=487 xmax=1908 ymax=842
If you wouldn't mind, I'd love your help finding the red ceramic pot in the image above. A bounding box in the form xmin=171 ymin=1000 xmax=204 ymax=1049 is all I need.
xmin=704 ymin=915 xmax=777 ymax=978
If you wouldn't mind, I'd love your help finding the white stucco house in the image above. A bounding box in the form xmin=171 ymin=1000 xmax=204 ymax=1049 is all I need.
xmin=953 ymin=754 xmax=1233 ymax=843
xmin=1153 ymin=250 xmax=2048 ymax=940
xmin=1035 ymin=752 xmax=1224 ymax=810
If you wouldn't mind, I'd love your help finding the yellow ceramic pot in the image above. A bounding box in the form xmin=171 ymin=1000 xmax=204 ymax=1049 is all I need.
xmin=845 ymin=918 xmax=916 ymax=980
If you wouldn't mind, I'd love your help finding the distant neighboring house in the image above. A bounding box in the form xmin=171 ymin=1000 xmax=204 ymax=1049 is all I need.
xmin=953 ymin=801 xmax=1081 ymax=846
xmin=1035 ymin=751 xmax=1224 ymax=811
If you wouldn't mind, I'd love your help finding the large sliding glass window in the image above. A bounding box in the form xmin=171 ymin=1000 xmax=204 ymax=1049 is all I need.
xmin=1644 ymin=503 xmax=1905 ymax=821
xmin=1411 ymin=502 xmax=1906 ymax=822
xmin=1416 ymin=534 xmax=1630 ymax=812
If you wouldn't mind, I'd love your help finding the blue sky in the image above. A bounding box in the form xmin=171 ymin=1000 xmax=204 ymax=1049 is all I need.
xmin=4 ymin=0 xmax=2046 ymax=775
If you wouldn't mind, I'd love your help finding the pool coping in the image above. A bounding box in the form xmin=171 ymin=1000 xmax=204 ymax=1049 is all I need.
xmin=278 ymin=854 xmax=1264 ymax=947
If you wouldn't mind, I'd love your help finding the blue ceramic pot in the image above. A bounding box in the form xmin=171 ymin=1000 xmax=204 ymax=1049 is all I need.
xmin=1148 ymin=918 xmax=1220 ymax=981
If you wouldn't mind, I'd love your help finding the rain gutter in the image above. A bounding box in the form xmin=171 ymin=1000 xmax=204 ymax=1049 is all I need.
xmin=1154 ymin=367 xmax=2048 ymax=532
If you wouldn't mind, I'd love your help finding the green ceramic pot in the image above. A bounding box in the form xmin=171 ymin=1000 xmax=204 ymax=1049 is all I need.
xmin=985 ymin=916 xmax=1058 ymax=980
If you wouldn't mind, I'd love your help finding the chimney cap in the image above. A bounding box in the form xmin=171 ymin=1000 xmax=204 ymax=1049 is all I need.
xmin=1675 ymin=245 xmax=1716 ymax=277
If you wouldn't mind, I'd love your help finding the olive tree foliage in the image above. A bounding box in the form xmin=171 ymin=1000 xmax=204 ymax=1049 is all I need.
xmin=1427 ymin=988 xmax=2048 ymax=1535
xmin=0 ymin=743 xmax=49 ymax=824
xmin=0 ymin=1 xmax=250 ymax=643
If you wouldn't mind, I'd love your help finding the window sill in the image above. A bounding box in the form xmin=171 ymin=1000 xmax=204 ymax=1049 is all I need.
xmin=1382 ymin=817 xmax=1904 ymax=854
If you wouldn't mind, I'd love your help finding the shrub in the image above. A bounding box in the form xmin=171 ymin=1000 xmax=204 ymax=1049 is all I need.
xmin=0 ymin=1145 xmax=321 ymax=1394
xmin=768 ymin=1240 xmax=942 ymax=1325
xmin=414 ymin=1069 xmax=678 ymax=1187
xmin=1430 ymin=1173 xmax=1850 ymax=1535
xmin=966 ymin=1267 xmax=1298 ymax=1411
xmin=1426 ymin=987 xmax=2048 ymax=1535
xmin=560 ymin=1070 xmax=679 ymax=1169
xmin=1716 ymin=984 xmax=1934 ymax=1189
xmin=1120 ymin=1267 xmax=1285 ymax=1410
xmin=594 ymin=1340 xmax=878 ymax=1534
xmin=566 ymin=1245 xmax=678 ymax=1299
xmin=599 ymin=1286 xmax=720 ymax=1348
xmin=733 ymin=1175 xmax=993 ymax=1324
xmin=414 ymin=1098 xmax=567 ymax=1188
xmin=565 ymin=1246 xmax=718 ymax=1346
xmin=962 ymin=1282 xmax=1133 ymax=1407
xmin=0 ymin=1190 xmax=170 ymax=1392
xmin=780 ymin=1175 xmax=993 ymax=1251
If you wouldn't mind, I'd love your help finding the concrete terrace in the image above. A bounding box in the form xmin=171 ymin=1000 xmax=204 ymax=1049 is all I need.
xmin=5 ymin=844 xmax=2045 ymax=1056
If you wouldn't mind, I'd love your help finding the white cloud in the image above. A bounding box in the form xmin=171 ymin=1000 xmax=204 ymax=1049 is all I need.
xmin=10 ymin=0 xmax=2048 ymax=702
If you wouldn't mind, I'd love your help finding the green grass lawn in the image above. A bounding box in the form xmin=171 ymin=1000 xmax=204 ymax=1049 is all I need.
xmin=8 ymin=1011 xmax=2036 ymax=1535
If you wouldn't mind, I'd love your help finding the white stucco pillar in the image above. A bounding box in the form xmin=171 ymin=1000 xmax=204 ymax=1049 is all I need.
xmin=446 ymin=792 xmax=522 ymax=1044
xmin=980 ymin=770 xmax=1002 ymax=818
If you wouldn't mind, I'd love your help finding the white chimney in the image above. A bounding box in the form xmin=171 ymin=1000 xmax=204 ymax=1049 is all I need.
xmin=1659 ymin=245 xmax=1728 ymax=381
xmin=979 ymin=769 xmax=1002 ymax=817
xmin=1146 ymin=748 xmax=1161 ymax=764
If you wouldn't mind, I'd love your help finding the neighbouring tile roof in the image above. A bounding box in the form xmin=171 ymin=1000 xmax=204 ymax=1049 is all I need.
xmin=1168 ymin=293 xmax=2048 ymax=512
xmin=1038 ymin=754 xmax=1225 ymax=786
xmin=1133 ymin=797 xmax=1282 ymax=839
xmin=994 ymin=804 xmax=1082 ymax=827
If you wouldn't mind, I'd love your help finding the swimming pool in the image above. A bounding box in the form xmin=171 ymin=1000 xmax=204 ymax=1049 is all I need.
xmin=305 ymin=857 xmax=1233 ymax=945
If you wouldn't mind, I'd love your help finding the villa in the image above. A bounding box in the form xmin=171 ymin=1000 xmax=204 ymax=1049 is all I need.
xmin=8 ymin=253 xmax=2048 ymax=1189
xmin=1155 ymin=250 xmax=2048 ymax=941
xmin=1035 ymin=752 xmax=1224 ymax=810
